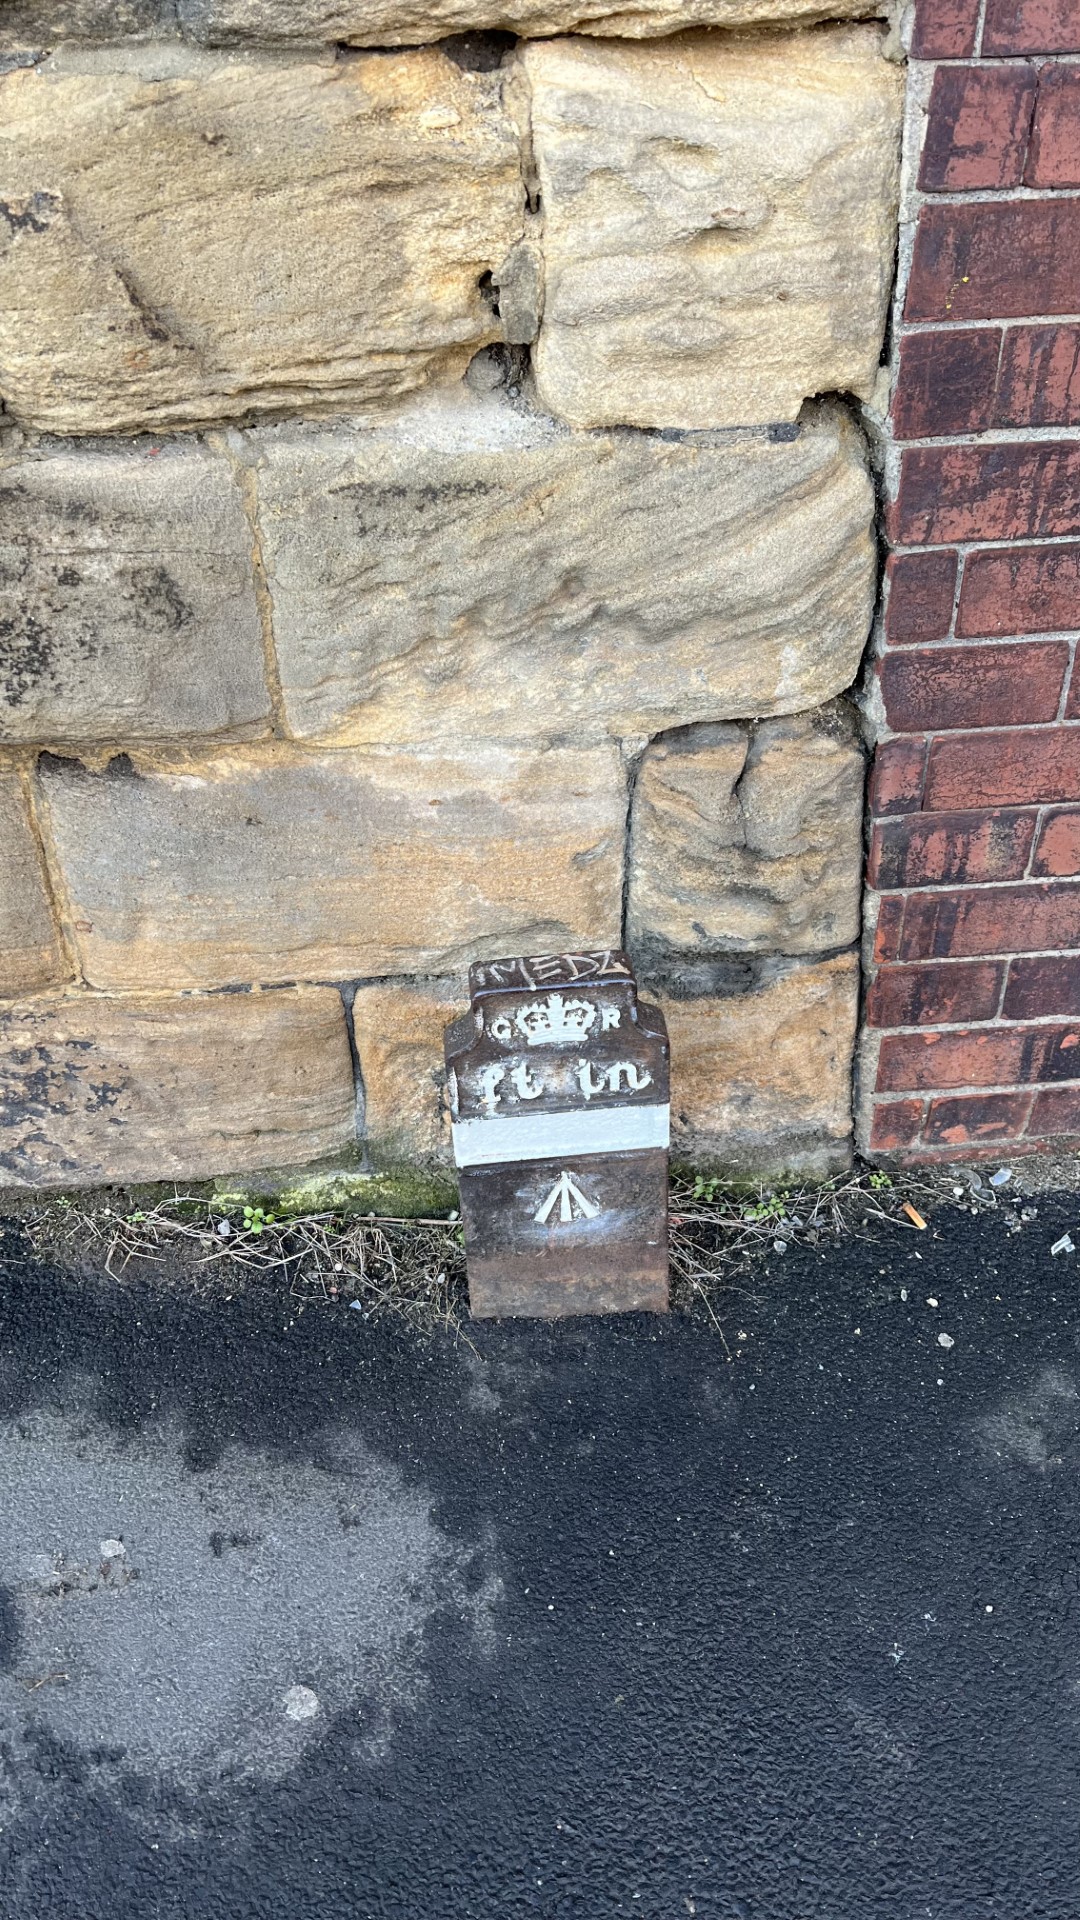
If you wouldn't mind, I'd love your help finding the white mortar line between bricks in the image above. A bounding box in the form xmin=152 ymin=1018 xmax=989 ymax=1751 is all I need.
xmin=893 ymin=425 xmax=1080 ymax=447
xmin=901 ymin=314 xmax=1080 ymax=332
xmin=948 ymin=548 xmax=965 ymax=639
xmin=917 ymin=185 xmax=1080 ymax=203
xmin=974 ymin=0 xmax=989 ymax=55
xmin=871 ymin=1006 xmax=1080 ymax=1032
xmin=889 ymin=532 xmax=1080 ymax=550
xmin=881 ymin=631 xmax=1080 ymax=652
xmin=870 ymin=873 xmax=1080 ymax=897
xmin=1056 ymin=639 xmax=1078 ymax=720
xmin=914 ymin=51 xmax=1080 ymax=66
xmin=876 ymin=1074 xmax=1072 ymax=1094
xmin=1023 ymin=806 xmax=1049 ymax=878
xmin=874 ymin=688 xmax=1080 ymax=735
xmin=864 ymin=948 xmax=1080 ymax=967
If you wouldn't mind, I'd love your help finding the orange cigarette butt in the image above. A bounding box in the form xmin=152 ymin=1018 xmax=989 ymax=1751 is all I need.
xmin=902 ymin=1201 xmax=927 ymax=1230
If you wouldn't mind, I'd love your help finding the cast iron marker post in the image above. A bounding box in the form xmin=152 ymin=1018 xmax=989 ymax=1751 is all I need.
xmin=444 ymin=950 xmax=669 ymax=1318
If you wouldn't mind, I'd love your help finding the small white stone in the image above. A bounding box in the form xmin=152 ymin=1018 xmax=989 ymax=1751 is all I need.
xmin=900 ymin=1288 xmax=908 ymax=1301
xmin=926 ymin=1297 xmax=939 ymax=1308
xmin=99 ymin=1538 xmax=125 ymax=1559
xmin=937 ymin=1333 xmax=954 ymax=1350
xmin=283 ymin=1685 xmax=319 ymax=1722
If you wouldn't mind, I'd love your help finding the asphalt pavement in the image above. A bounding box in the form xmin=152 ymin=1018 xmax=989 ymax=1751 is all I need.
xmin=0 ymin=1193 xmax=1078 ymax=1920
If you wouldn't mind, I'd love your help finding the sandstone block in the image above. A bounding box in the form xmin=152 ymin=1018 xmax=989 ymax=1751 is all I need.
xmin=351 ymin=978 xmax=462 ymax=1166
xmin=658 ymin=953 xmax=857 ymax=1176
xmin=0 ymin=1 xmax=172 ymax=41
xmin=0 ymin=443 xmax=268 ymax=744
xmin=0 ymin=986 xmax=356 ymax=1188
xmin=0 ymin=47 xmax=522 ymax=435
xmin=628 ymin=707 xmax=865 ymax=961
xmin=1 ymin=0 xmax=879 ymax=47
xmin=0 ymin=770 xmax=68 ymax=995
xmin=38 ymin=743 xmax=624 ymax=989
xmin=253 ymin=391 xmax=875 ymax=744
xmin=525 ymin=28 xmax=902 ymax=429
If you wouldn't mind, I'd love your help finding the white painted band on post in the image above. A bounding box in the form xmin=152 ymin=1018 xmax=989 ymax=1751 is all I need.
xmin=452 ymin=1103 xmax=670 ymax=1168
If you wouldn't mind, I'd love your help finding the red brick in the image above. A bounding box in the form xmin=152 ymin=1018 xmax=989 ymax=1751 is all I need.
xmin=923 ymin=1091 xmax=1033 ymax=1146
xmin=884 ymin=550 xmax=958 ymax=645
xmin=926 ymin=728 xmax=1080 ymax=810
xmin=898 ymin=880 xmax=1080 ymax=960
xmin=866 ymin=959 xmax=1004 ymax=1028
xmin=957 ymin=544 xmax=1080 ymax=637
xmin=878 ymin=1021 xmax=1080 ymax=1091
xmin=873 ymin=895 xmax=905 ymax=965
xmin=997 ymin=324 xmax=1080 ymax=428
xmin=920 ymin=66 xmax=1037 ymax=192
xmin=894 ymin=444 xmax=1080 ymax=547
xmin=869 ymin=808 xmax=1037 ymax=888
xmin=869 ymin=1100 xmax=926 ymax=1151
xmin=879 ymin=643 xmax=1068 ymax=732
xmin=1029 ymin=1086 xmax=1080 ymax=1135
xmin=1065 ymin=668 xmax=1080 ymax=720
xmin=905 ymin=201 xmax=1080 ymax=324
xmin=912 ymin=0 xmax=981 ymax=55
xmin=1026 ymin=67 xmax=1080 ymax=186
xmin=1033 ymin=806 xmax=1080 ymax=874
xmin=892 ymin=330 xmax=1000 ymax=441
xmin=1004 ymin=954 xmax=1080 ymax=1018
xmin=869 ymin=737 xmax=928 ymax=817
xmin=984 ymin=0 xmax=1080 ymax=53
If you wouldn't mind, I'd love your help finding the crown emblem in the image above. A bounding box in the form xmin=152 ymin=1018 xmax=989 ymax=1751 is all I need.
xmin=514 ymin=993 xmax=597 ymax=1047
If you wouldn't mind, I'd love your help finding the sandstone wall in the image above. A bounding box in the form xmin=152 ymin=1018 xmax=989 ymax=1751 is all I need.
xmin=0 ymin=6 xmax=903 ymax=1192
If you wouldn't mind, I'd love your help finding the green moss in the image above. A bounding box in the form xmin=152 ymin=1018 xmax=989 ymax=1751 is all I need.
xmin=213 ymin=1154 xmax=457 ymax=1221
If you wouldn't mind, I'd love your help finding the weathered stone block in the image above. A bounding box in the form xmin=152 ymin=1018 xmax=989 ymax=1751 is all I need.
xmin=38 ymin=743 xmax=624 ymax=989
xmin=628 ymin=707 xmax=865 ymax=961
xmin=0 ymin=770 xmax=68 ymax=995
xmin=0 ymin=47 xmax=523 ymax=435
xmin=351 ymin=977 xmax=461 ymax=1166
xmin=0 ymin=444 xmax=268 ymax=744
xmin=253 ymin=392 xmax=875 ymax=744
xmin=658 ymin=953 xmax=858 ymax=1176
xmin=0 ymin=986 xmax=356 ymax=1188
xmin=0 ymin=0 xmax=880 ymax=46
xmin=525 ymin=28 xmax=902 ymax=429
xmin=0 ymin=2 xmax=174 ymax=42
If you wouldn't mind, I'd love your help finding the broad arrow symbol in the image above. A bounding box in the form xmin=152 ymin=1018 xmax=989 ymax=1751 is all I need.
xmin=534 ymin=1170 xmax=601 ymax=1226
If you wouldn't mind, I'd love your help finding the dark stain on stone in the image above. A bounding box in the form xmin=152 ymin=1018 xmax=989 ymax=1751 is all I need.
xmin=208 ymin=1530 xmax=263 ymax=1560
xmin=0 ymin=191 xmax=61 ymax=237
xmin=0 ymin=1028 xmax=100 ymax=1181
xmin=129 ymin=565 xmax=192 ymax=632
xmin=329 ymin=478 xmax=496 ymax=541
xmin=0 ymin=1589 xmax=19 ymax=1674
xmin=103 ymin=754 xmax=138 ymax=781
xmin=0 ymin=609 xmax=97 ymax=711
xmin=85 ymin=1081 xmax=123 ymax=1113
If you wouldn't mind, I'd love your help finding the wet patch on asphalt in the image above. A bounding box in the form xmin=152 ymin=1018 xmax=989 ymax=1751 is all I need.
xmin=0 ymin=1197 xmax=1078 ymax=1918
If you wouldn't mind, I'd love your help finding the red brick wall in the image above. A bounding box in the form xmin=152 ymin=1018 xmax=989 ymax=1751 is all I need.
xmin=861 ymin=0 xmax=1080 ymax=1162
